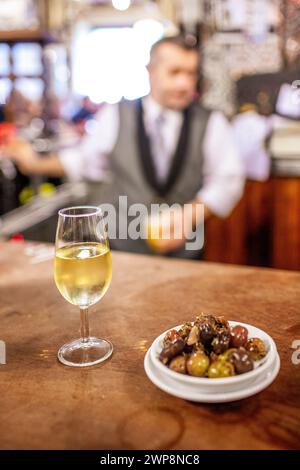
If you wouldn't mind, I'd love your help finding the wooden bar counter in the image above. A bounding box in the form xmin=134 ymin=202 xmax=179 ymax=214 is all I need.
xmin=0 ymin=242 xmax=299 ymax=450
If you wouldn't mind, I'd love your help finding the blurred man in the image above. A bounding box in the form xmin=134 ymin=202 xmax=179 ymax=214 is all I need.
xmin=1 ymin=36 xmax=244 ymax=258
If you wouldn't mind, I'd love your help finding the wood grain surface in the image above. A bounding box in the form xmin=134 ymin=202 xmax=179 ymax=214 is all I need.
xmin=0 ymin=242 xmax=299 ymax=450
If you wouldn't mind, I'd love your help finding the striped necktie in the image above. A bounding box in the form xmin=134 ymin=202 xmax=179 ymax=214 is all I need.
xmin=149 ymin=112 xmax=172 ymax=183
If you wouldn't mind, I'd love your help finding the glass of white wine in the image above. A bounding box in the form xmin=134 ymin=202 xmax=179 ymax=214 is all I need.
xmin=54 ymin=206 xmax=113 ymax=367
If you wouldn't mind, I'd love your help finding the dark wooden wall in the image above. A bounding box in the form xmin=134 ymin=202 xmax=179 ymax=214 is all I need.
xmin=204 ymin=178 xmax=300 ymax=271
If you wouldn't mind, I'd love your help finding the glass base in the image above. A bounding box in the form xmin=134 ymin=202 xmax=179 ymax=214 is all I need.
xmin=58 ymin=337 xmax=113 ymax=367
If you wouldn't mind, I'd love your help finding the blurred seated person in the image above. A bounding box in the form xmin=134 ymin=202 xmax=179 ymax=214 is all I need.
xmin=39 ymin=93 xmax=81 ymax=149
xmin=5 ymin=88 xmax=42 ymax=128
xmin=1 ymin=35 xmax=244 ymax=258
xmin=71 ymin=96 xmax=101 ymax=136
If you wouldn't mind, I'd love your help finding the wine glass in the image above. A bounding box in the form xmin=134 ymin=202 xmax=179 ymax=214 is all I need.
xmin=54 ymin=206 xmax=113 ymax=367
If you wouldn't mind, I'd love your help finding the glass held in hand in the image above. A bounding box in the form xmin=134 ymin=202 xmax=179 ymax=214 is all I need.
xmin=54 ymin=206 xmax=113 ymax=367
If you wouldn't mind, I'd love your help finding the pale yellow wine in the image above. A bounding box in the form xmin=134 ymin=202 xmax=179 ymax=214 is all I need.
xmin=54 ymin=242 xmax=112 ymax=307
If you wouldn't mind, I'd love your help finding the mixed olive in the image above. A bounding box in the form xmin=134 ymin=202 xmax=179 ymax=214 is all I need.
xmin=159 ymin=313 xmax=267 ymax=379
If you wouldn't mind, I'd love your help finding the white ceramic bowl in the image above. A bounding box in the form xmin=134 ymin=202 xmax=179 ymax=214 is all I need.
xmin=150 ymin=321 xmax=277 ymax=394
xmin=144 ymin=349 xmax=280 ymax=403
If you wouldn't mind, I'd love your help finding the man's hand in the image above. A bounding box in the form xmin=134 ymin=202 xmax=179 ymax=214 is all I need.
xmin=146 ymin=200 xmax=210 ymax=255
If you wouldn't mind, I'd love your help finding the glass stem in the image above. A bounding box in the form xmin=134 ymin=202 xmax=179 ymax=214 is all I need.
xmin=80 ymin=307 xmax=90 ymax=343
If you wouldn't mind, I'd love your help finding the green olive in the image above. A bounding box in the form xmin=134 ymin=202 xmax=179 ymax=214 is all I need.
xmin=169 ymin=355 xmax=186 ymax=374
xmin=218 ymin=348 xmax=237 ymax=362
xmin=208 ymin=360 xmax=235 ymax=378
xmin=186 ymin=351 xmax=210 ymax=377
xmin=245 ymin=338 xmax=267 ymax=361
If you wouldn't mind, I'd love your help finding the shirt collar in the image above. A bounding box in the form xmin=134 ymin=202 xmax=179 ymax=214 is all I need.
xmin=142 ymin=94 xmax=182 ymax=126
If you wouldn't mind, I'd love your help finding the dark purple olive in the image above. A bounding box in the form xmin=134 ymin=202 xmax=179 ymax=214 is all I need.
xmin=159 ymin=337 xmax=185 ymax=364
xmin=199 ymin=322 xmax=215 ymax=347
xmin=212 ymin=330 xmax=231 ymax=354
xmin=230 ymin=325 xmax=248 ymax=348
xmin=229 ymin=347 xmax=254 ymax=374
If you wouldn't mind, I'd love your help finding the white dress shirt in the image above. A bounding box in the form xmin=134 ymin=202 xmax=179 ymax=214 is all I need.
xmin=59 ymin=95 xmax=244 ymax=217
xmin=232 ymin=83 xmax=300 ymax=181
xmin=232 ymin=111 xmax=272 ymax=181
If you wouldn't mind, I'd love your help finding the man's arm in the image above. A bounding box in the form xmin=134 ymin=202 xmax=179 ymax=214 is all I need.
xmin=0 ymin=138 xmax=65 ymax=176
xmin=198 ymin=111 xmax=245 ymax=218
xmin=1 ymin=104 xmax=119 ymax=180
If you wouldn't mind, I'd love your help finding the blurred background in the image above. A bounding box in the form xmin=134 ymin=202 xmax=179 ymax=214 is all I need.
xmin=0 ymin=0 xmax=300 ymax=270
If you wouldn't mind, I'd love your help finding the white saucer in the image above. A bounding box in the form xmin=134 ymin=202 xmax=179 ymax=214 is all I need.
xmin=144 ymin=349 xmax=280 ymax=403
xmin=150 ymin=321 xmax=277 ymax=394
